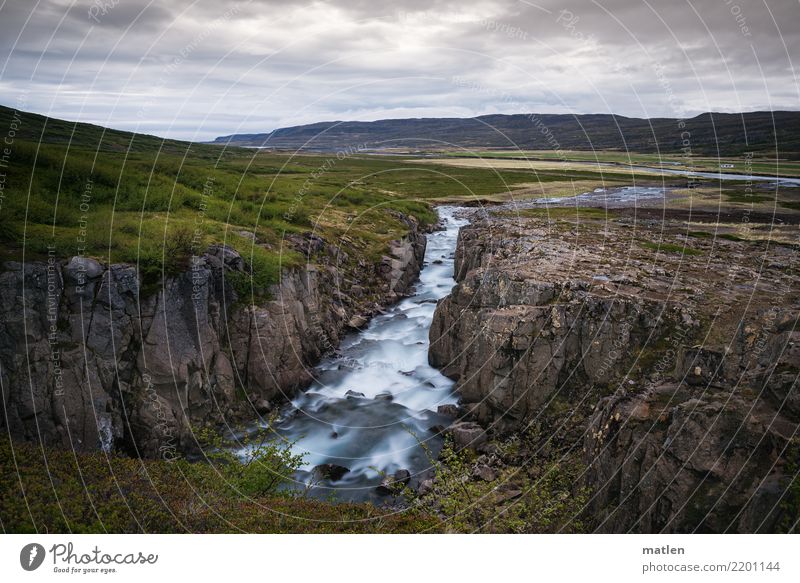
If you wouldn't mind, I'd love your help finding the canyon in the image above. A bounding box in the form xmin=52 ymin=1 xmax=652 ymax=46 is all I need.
xmin=429 ymin=206 xmax=799 ymax=532
xmin=0 ymin=215 xmax=426 ymax=459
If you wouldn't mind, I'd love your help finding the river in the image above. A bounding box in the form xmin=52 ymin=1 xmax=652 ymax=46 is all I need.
xmin=245 ymin=206 xmax=468 ymax=502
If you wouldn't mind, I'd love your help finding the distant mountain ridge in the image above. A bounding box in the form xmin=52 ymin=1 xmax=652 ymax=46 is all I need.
xmin=213 ymin=111 xmax=800 ymax=157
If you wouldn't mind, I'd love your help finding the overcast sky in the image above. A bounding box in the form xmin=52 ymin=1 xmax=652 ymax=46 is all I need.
xmin=1 ymin=0 xmax=798 ymax=140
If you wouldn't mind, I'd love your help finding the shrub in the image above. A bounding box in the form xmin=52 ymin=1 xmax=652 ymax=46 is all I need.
xmin=195 ymin=427 xmax=305 ymax=498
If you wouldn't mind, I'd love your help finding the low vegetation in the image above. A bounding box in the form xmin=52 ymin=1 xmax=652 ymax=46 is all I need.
xmin=408 ymin=437 xmax=590 ymax=534
xmin=0 ymin=436 xmax=441 ymax=533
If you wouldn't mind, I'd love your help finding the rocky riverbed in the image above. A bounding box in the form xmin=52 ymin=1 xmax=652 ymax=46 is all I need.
xmin=428 ymin=206 xmax=800 ymax=532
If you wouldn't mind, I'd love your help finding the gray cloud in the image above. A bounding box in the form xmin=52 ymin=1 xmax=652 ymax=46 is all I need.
xmin=1 ymin=0 xmax=797 ymax=139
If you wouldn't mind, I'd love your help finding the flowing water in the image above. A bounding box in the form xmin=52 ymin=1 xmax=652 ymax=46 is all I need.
xmin=496 ymin=168 xmax=800 ymax=211
xmin=507 ymin=185 xmax=672 ymax=208
xmin=248 ymin=207 xmax=468 ymax=502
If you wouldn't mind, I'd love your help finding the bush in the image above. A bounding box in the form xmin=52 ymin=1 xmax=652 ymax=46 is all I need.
xmin=197 ymin=427 xmax=306 ymax=498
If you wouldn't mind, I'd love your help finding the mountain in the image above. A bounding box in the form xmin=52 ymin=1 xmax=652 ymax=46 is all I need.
xmin=213 ymin=111 xmax=800 ymax=157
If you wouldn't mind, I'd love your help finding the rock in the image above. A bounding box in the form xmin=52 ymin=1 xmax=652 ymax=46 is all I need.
xmin=374 ymin=391 xmax=393 ymax=401
xmin=583 ymin=380 xmax=796 ymax=532
xmin=447 ymin=422 xmax=487 ymax=451
xmin=417 ymin=478 xmax=434 ymax=496
xmin=477 ymin=442 xmax=500 ymax=456
xmin=347 ymin=314 xmax=369 ymax=329
xmin=253 ymin=399 xmax=272 ymax=415
xmin=427 ymin=211 xmax=800 ymax=532
xmin=376 ymin=469 xmax=412 ymax=495
xmin=313 ymin=464 xmax=350 ymax=482
xmin=437 ymin=404 xmax=461 ymax=418
xmin=345 ymin=390 xmax=366 ymax=398
xmin=64 ymin=256 xmax=104 ymax=281
xmin=494 ymin=488 xmax=522 ymax=503
xmin=0 ymin=212 xmax=429 ymax=458
xmin=394 ymin=469 xmax=411 ymax=485
xmin=473 ymin=464 xmax=496 ymax=482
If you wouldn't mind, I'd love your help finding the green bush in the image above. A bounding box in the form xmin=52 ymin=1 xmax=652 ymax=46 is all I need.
xmin=199 ymin=428 xmax=306 ymax=498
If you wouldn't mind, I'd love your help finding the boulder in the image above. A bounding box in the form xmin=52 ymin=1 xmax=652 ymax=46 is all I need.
xmin=347 ymin=314 xmax=369 ymax=329
xmin=473 ymin=464 xmax=497 ymax=482
xmin=313 ymin=464 xmax=350 ymax=482
xmin=437 ymin=404 xmax=461 ymax=418
xmin=447 ymin=421 xmax=487 ymax=451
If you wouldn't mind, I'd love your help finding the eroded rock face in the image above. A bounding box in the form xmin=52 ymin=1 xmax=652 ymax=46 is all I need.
xmin=0 ymin=220 xmax=426 ymax=458
xmin=429 ymin=212 xmax=799 ymax=532
xmin=585 ymin=379 xmax=795 ymax=533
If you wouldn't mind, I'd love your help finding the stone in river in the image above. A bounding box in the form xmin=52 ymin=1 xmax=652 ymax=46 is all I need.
xmin=313 ymin=464 xmax=350 ymax=482
xmin=375 ymin=469 xmax=412 ymax=495
xmin=437 ymin=404 xmax=460 ymax=418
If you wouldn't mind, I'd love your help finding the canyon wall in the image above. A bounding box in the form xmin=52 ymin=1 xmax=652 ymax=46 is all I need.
xmin=429 ymin=213 xmax=799 ymax=532
xmin=0 ymin=218 xmax=426 ymax=458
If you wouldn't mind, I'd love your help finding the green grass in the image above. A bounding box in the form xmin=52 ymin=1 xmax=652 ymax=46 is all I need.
xmin=0 ymin=437 xmax=440 ymax=533
xmin=639 ymin=240 xmax=703 ymax=256
xmin=501 ymin=206 xmax=615 ymax=220
xmin=0 ymin=106 xmax=647 ymax=291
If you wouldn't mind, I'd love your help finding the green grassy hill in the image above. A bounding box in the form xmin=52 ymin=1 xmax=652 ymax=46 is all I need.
xmin=0 ymin=104 xmax=200 ymax=153
xmin=1 ymin=104 xmax=637 ymax=291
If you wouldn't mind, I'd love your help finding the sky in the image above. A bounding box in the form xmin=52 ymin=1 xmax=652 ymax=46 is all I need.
xmin=1 ymin=0 xmax=798 ymax=140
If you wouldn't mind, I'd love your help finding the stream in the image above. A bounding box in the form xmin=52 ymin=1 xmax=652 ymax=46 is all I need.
xmin=244 ymin=207 xmax=468 ymax=503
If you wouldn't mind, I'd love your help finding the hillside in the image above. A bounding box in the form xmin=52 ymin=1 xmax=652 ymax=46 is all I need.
xmin=0 ymin=104 xmax=211 ymax=154
xmin=213 ymin=111 xmax=800 ymax=157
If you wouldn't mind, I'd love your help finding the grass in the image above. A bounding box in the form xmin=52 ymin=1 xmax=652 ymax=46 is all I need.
xmin=443 ymin=149 xmax=800 ymax=177
xmin=409 ymin=437 xmax=590 ymax=534
xmin=688 ymin=231 xmax=744 ymax=242
xmin=501 ymin=206 xmax=615 ymax=220
xmin=0 ymin=437 xmax=441 ymax=533
xmin=0 ymin=105 xmax=651 ymax=292
xmin=639 ymin=240 xmax=702 ymax=256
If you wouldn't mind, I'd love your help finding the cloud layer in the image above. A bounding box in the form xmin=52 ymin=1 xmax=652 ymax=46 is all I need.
xmin=1 ymin=0 xmax=798 ymax=140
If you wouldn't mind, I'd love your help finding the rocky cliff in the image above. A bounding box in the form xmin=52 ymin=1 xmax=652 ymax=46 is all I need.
xmin=429 ymin=210 xmax=799 ymax=532
xmin=0 ymin=218 xmax=426 ymax=459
